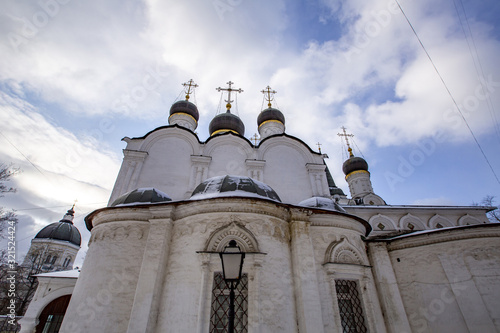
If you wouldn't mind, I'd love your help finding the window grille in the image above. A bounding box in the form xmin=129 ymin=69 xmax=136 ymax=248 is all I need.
xmin=41 ymin=314 xmax=64 ymax=333
xmin=335 ymin=280 xmax=367 ymax=333
xmin=209 ymin=272 xmax=248 ymax=333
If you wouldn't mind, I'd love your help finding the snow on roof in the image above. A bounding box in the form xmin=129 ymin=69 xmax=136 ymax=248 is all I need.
xmin=34 ymin=269 xmax=80 ymax=279
xmin=190 ymin=189 xmax=280 ymax=202
xmin=190 ymin=175 xmax=281 ymax=202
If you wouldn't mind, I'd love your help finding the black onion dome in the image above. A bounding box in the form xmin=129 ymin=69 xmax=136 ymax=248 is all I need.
xmin=342 ymin=156 xmax=369 ymax=176
xmin=191 ymin=175 xmax=281 ymax=202
xmin=209 ymin=112 xmax=245 ymax=136
xmin=110 ymin=187 xmax=172 ymax=207
xmin=257 ymin=107 xmax=285 ymax=127
xmin=169 ymin=100 xmax=199 ymax=121
xmin=35 ymin=217 xmax=81 ymax=246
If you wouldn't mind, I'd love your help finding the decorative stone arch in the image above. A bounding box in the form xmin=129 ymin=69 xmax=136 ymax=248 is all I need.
xmin=399 ymin=213 xmax=426 ymax=231
xmin=324 ymin=237 xmax=365 ymax=265
xmin=203 ymin=134 xmax=254 ymax=159
xmin=19 ymin=287 xmax=75 ymax=333
xmin=368 ymin=214 xmax=397 ymax=231
xmin=139 ymin=127 xmax=200 ymax=154
xmin=428 ymin=214 xmax=454 ymax=229
xmin=258 ymin=137 xmax=317 ymax=164
xmin=205 ymin=221 xmax=259 ymax=252
xmin=458 ymin=214 xmax=483 ymax=226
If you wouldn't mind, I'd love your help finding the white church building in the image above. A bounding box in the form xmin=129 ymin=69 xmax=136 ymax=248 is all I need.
xmin=20 ymin=81 xmax=500 ymax=333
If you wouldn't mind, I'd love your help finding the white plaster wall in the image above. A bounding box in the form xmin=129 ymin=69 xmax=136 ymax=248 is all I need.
xmin=23 ymin=239 xmax=80 ymax=273
xmin=156 ymin=207 xmax=298 ymax=333
xmin=59 ymin=220 xmax=149 ymax=333
xmin=19 ymin=278 xmax=76 ymax=333
xmin=345 ymin=206 xmax=491 ymax=234
xmin=261 ymin=145 xmax=312 ymax=204
xmin=136 ymin=136 xmax=193 ymax=199
xmin=109 ymin=127 xmax=330 ymax=206
xmin=206 ymin=142 xmax=249 ymax=178
xmin=387 ymin=229 xmax=500 ymax=333
xmin=309 ymin=218 xmax=385 ymax=333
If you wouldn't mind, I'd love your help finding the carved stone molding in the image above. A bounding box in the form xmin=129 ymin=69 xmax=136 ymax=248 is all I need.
xmin=369 ymin=214 xmax=397 ymax=231
xmin=89 ymin=223 xmax=146 ymax=245
xmin=205 ymin=221 xmax=260 ymax=252
xmin=324 ymin=237 xmax=365 ymax=265
xmin=399 ymin=213 xmax=426 ymax=231
xmin=386 ymin=224 xmax=500 ymax=251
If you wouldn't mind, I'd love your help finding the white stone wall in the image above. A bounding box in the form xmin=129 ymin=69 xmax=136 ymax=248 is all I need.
xmin=60 ymin=213 xmax=150 ymax=333
xmin=23 ymin=239 xmax=79 ymax=272
xmin=108 ymin=127 xmax=328 ymax=206
xmin=370 ymin=225 xmax=500 ymax=333
xmin=345 ymin=205 xmax=491 ymax=235
xmin=62 ymin=197 xmax=373 ymax=333
xmin=19 ymin=276 xmax=77 ymax=333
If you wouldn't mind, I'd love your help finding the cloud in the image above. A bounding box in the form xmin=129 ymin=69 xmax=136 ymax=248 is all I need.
xmin=1 ymin=0 xmax=499 ymax=256
xmin=0 ymin=92 xmax=120 ymax=260
xmin=412 ymin=197 xmax=457 ymax=206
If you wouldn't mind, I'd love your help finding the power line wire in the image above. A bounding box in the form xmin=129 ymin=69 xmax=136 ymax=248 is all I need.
xmin=0 ymin=131 xmax=49 ymax=181
xmin=454 ymin=0 xmax=500 ymax=143
xmin=395 ymin=0 xmax=500 ymax=186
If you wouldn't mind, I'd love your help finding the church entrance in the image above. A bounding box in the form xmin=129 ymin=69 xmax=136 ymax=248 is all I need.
xmin=35 ymin=295 xmax=71 ymax=333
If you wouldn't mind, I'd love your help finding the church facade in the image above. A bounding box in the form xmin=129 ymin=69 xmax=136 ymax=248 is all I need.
xmin=20 ymin=82 xmax=499 ymax=333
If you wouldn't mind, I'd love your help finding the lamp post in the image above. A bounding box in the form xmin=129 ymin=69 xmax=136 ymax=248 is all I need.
xmin=219 ymin=240 xmax=245 ymax=333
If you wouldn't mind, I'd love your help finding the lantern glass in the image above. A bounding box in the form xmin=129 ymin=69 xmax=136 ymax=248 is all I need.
xmin=220 ymin=240 xmax=245 ymax=281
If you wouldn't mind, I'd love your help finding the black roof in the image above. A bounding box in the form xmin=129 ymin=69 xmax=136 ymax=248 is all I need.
xmin=110 ymin=188 xmax=172 ymax=207
xmin=169 ymin=100 xmax=199 ymax=121
xmin=191 ymin=175 xmax=281 ymax=202
xmin=257 ymin=107 xmax=285 ymax=126
xmin=342 ymin=156 xmax=369 ymax=176
xmin=209 ymin=112 xmax=245 ymax=136
xmin=35 ymin=221 xmax=81 ymax=246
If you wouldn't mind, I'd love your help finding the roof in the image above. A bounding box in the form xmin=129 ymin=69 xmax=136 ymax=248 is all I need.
xmin=35 ymin=269 xmax=80 ymax=279
xmin=110 ymin=187 xmax=172 ymax=207
xmin=191 ymin=175 xmax=281 ymax=202
xmin=35 ymin=221 xmax=81 ymax=246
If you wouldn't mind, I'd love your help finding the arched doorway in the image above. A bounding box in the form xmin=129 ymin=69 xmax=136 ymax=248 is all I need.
xmin=35 ymin=295 xmax=71 ymax=333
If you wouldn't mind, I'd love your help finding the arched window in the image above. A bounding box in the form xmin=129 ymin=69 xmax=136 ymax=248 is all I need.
xmin=63 ymin=257 xmax=71 ymax=267
xmin=35 ymin=295 xmax=72 ymax=333
xmin=336 ymin=280 xmax=367 ymax=333
xmin=51 ymin=256 xmax=57 ymax=265
xmin=45 ymin=255 xmax=51 ymax=264
xmin=209 ymin=272 xmax=248 ymax=333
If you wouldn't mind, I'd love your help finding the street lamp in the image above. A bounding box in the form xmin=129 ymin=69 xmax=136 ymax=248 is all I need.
xmin=219 ymin=240 xmax=245 ymax=333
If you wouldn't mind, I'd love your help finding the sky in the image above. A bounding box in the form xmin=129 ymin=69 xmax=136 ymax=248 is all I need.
xmin=0 ymin=0 xmax=499 ymax=264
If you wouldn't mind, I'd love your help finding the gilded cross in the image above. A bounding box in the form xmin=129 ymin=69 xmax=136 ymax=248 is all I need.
xmin=261 ymin=86 xmax=277 ymax=108
xmin=337 ymin=126 xmax=354 ymax=157
xmin=216 ymin=81 xmax=243 ymax=111
xmin=316 ymin=142 xmax=322 ymax=153
xmin=182 ymin=79 xmax=198 ymax=101
xmin=251 ymin=133 xmax=260 ymax=145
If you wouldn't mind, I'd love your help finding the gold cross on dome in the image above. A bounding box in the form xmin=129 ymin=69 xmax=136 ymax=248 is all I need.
xmin=337 ymin=126 xmax=354 ymax=157
xmin=216 ymin=81 xmax=243 ymax=111
xmin=261 ymin=85 xmax=277 ymax=108
xmin=182 ymin=79 xmax=198 ymax=101
xmin=251 ymin=133 xmax=260 ymax=145
xmin=316 ymin=142 xmax=322 ymax=153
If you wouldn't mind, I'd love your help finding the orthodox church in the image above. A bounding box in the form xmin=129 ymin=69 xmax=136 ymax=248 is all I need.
xmin=20 ymin=81 xmax=500 ymax=333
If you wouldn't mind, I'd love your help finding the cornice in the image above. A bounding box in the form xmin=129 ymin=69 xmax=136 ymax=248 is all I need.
xmin=382 ymin=224 xmax=500 ymax=251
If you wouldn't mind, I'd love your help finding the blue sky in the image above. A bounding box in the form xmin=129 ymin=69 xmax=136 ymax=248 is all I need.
xmin=1 ymin=0 xmax=499 ymax=264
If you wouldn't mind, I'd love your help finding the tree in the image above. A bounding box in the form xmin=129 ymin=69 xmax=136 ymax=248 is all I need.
xmin=481 ymin=195 xmax=500 ymax=223
xmin=0 ymin=164 xmax=19 ymax=195
xmin=0 ymin=163 xmax=19 ymax=238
